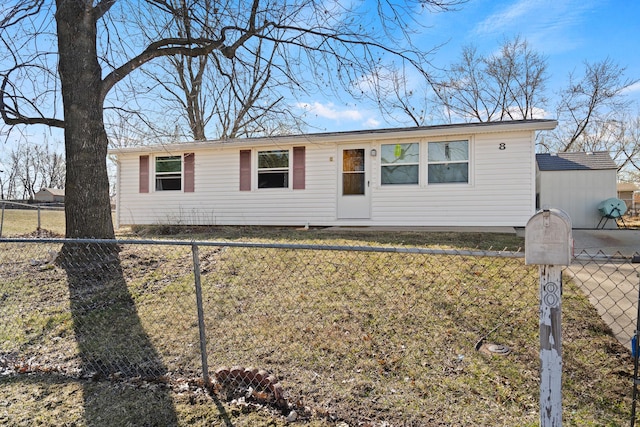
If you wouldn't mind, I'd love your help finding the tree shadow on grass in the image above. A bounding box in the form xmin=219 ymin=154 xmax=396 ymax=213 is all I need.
xmin=59 ymin=242 xmax=178 ymax=426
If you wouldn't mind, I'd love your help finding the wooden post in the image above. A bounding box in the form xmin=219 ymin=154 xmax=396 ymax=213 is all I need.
xmin=539 ymin=264 xmax=563 ymax=426
xmin=526 ymin=209 xmax=571 ymax=427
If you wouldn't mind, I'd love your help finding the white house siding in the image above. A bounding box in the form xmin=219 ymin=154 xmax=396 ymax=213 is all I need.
xmin=537 ymin=169 xmax=617 ymax=229
xmin=116 ymin=143 xmax=339 ymax=227
xmin=368 ymin=131 xmax=535 ymax=227
xmin=113 ymin=121 xmax=556 ymax=228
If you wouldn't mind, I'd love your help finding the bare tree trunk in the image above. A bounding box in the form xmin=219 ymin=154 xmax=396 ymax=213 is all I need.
xmin=56 ymin=0 xmax=114 ymax=239
xmin=53 ymin=6 xmax=177 ymax=422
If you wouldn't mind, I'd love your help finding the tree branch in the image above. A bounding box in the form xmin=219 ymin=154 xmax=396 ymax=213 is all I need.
xmin=93 ymin=0 xmax=118 ymax=20
xmin=100 ymin=36 xmax=229 ymax=102
xmin=0 ymin=0 xmax=45 ymax=29
xmin=0 ymin=65 xmax=64 ymax=128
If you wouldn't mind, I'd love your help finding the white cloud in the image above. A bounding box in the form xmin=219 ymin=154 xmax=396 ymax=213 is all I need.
xmin=296 ymin=102 xmax=363 ymax=121
xmin=295 ymin=101 xmax=385 ymax=131
xmin=622 ymin=81 xmax=640 ymax=95
xmin=473 ymin=0 xmax=538 ymax=36
xmin=438 ymin=105 xmax=551 ymax=123
xmin=364 ymin=117 xmax=381 ymax=128
xmin=531 ymin=107 xmax=552 ymax=120
xmin=472 ymin=0 xmax=597 ymax=53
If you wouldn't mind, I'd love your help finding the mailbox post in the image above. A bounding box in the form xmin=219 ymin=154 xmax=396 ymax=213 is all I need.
xmin=526 ymin=209 xmax=573 ymax=427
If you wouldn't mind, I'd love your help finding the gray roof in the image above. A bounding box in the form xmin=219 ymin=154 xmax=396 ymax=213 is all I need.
xmin=37 ymin=188 xmax=65 ymax=196
xmin=536 ymin=152 xmax=617 ymax=171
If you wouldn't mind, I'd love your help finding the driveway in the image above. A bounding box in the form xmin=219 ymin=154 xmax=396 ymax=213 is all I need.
xmin=568 ymin=229 xmax=640 ymax=347
xmin=571 ymin=229 xmax=640 ymax=257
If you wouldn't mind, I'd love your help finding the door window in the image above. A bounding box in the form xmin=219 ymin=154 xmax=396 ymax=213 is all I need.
xmin=342 ymin=149 xmax=365 ymax=195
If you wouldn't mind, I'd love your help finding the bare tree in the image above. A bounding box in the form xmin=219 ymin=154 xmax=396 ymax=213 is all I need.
xmin=543 ymin=58 xmax=639 ymax=153
xmin=1 ymin=0 xmax=465 ymax=238
xmin=144 ymin=36 xmax=296 ymax=140
xmin=619 ymin=115 xmax=640 ymax=181
xmin=2 ymin=153 xmax=20 ymax=200
xmin=537 ymin=111 xmax=640 ymax=180
xmin=0 ymin=142 xmax=65 ymax=200
xmin=356 ymin=65 xmax=434 ymax=127
xmin=432 ymin=36 xmax=548 ymax=123
xmin=133 ymin=1 xmax=298 ymax=140
xmin=40 ymin=147 xmax=65 ymax=190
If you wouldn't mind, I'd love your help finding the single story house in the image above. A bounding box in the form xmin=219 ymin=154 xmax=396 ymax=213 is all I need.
xmin=34 ymin=187 xmax=65 ymax=203
xmin=536 ymin=151 xmax=618 ymax=229
xmin=109 ymin=119 xmax=557 ymax=229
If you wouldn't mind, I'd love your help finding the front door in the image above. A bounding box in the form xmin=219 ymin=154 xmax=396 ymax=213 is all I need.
xmin=337 ymin=146 xmax=371 ymax=219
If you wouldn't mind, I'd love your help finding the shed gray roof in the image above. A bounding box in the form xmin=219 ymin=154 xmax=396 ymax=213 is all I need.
xmin=536 ymin=152 xmax=617 ymax=171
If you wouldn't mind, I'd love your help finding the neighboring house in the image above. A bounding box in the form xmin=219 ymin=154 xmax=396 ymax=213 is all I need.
xmin=34 ymin=188 xmax=65 ymax=203
xmin=109 ymin=119 xmax=557 ymax=229
xmin=536 ymin=152 xmax=618 ymax=229
xmin=617 ymin=182 xmax=639 ymax=211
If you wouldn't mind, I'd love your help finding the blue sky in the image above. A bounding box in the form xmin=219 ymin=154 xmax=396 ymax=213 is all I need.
xmin=297 ymin=0 xmax=640 ymax=132
xmin=3 ymin=0 xmax=638 ymax=148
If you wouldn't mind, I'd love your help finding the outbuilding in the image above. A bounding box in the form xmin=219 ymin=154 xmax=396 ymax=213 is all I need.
xmin=109 ymin=119 xmax=557 ymax=229
xmin=34 ymin=188 xmax=65 ymax=203
xmin=536 ymin=151 xmax=618 ymax=229
xmin=617 ymin=182 xmax=639 ymax=214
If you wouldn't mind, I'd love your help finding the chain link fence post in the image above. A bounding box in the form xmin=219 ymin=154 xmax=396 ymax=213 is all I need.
xmin=631 ymin=255 xmax=640 ymax=426
xmin=192 ymin=243 xmax=210 ymax=387
xmin=0 ymin=202 xmax=4 ymax=237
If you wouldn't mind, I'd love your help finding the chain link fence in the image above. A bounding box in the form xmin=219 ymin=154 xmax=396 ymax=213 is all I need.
xmin=0 ymin=201 xmax=65 ymax=238
xmin=0 ymin=237 xmax=638 ymax=425
xmin=569 ymin=251 xmax=640 ymax=346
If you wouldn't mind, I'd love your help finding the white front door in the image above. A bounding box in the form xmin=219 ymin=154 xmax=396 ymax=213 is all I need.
xmin=337 ymin=146 xmax=371 ymax=219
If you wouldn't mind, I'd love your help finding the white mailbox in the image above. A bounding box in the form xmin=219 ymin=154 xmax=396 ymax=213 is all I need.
xmin=525 ymin=208 xmax=573 ymax=266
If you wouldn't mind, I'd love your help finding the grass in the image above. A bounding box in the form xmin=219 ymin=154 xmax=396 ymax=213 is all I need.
xmin=0 ymin=226 xmax=637 ymax=425
xmin=620 ymin=214 xmax=640 ymax=228
xmin=128 ymin=224 xmax=527 ymax=251
xmin=0 ymin=208 xmax=65 ymax=237
xmin=2 ymin=206 xmax=636 ymax=239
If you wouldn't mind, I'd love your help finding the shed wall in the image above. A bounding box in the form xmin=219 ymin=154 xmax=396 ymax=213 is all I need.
xmin=537 ymin=169 xmax=617 ymax=228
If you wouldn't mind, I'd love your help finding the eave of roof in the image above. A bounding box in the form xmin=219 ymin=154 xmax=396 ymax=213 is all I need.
xmin=108 ymin=119 xmax=557 ymax=155
xmin=38 ymin=188 xmax=65 ymax=195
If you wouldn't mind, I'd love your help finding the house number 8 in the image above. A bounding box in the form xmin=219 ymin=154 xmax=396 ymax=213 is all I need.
xmin=499 ymin=143 xmax=506 ymax=150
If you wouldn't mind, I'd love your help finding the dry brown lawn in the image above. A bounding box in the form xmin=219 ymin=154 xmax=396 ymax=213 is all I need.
xmin=0 ymin=226 xmax=637 ymax=426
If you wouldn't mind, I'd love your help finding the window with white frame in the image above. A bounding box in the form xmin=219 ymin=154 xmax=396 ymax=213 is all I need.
xmin=380 ymin=143 xmax=419 ymax=185
xmin=258 ymin=150 xmax=289 ymax=188
xmin=155 ymin=156 xmax=182 ymax=191
xmin=427 ymin=140 xmax=469 ymax=184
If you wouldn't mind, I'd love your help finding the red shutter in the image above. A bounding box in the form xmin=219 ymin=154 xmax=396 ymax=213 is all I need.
xmin=139 ymin=155 xmax=149 ymax=193
xmin=293 ymin=146 xmax=306 ymax=190
xmin=184 ymin=153 xmax=195 ymax=192
xmin=239 ymin=150 xmax=251 ymax=191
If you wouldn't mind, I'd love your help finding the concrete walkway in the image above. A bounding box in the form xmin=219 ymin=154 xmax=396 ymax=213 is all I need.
xmin=572 ymin=229 xmax=640 ymax=257
xmin=569 ymin=229 xmax=640 ymax=347
xmin=566 ymin=261 xmax=639 ymax=345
